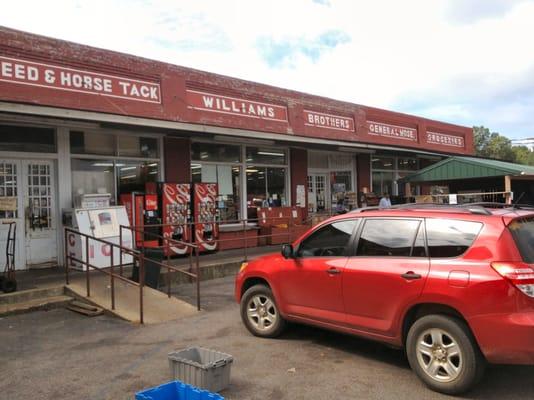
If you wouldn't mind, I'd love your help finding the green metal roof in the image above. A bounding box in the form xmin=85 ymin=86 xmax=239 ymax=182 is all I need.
xmin=403 ymin=156 xmax=534 ymax=183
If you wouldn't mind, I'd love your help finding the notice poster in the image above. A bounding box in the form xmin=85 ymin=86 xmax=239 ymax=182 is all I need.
xmin=296 ymin=185 xmax=306 ymax=208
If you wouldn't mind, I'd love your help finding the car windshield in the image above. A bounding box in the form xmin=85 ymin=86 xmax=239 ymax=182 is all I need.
xmin=509 ymin=217 xmax=534 ymax=263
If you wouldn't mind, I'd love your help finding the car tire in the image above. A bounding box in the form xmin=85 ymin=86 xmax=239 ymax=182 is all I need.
xmin=240 ymin=284 xmax=286 ymax=338
xmin=406 ymin=314 xmax=486 ymax=395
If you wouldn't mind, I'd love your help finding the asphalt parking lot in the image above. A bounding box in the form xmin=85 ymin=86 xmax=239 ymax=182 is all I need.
xmin=1 ymin=276 xmax=533 ymax=400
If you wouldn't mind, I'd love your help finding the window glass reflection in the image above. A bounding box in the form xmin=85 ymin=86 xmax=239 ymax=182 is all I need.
xmin=357 ymin=219 xmax=421 ymax=257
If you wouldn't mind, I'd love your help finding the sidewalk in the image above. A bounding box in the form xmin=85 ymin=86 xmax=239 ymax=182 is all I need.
xmin=13 ymin=245 xmax=279 ymax=291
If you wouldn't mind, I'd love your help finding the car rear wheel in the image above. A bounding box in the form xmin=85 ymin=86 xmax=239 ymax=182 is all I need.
xmin=240 ymin=284 xmax=286 ymax=338
xmin=406 ymin=314 xmax=485 ymax=395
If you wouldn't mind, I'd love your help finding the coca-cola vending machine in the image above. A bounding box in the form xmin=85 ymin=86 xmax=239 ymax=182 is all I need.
xmin=192 ymin=183 xmax=219 ymax=252
xmin=146 ymin=182 xmax=191 ymax=256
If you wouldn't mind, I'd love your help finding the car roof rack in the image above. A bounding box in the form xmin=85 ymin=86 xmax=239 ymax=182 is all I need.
xmin=467 ymin=202 xmax=534 ymax=210
xmin=350 ymin=203 xmax=492 ymax=215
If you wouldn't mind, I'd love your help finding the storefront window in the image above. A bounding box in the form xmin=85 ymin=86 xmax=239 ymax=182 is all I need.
xmin=246 ymin=147 xmax=287 ymax=165
xmin=372 ymin=156 xmax=395 ymax=170
xmin=191 ymin=163 xmax=241 ymax=221
xmin=71 ymin=159 xmax=160 ymax=206
xmin=397 ymin=157 xmax=418 ymax=171
xmin=0 ymin=125 xmax=56 ymax=153
xmin=70 ymin=131 xmax=115 ymax=155
xmin=118 ymin=136 xmax=158 ymax=158
xmin=116 ymin=161 xmax=159 ymax=194
xmin=372 ymin=171 xmax=395 ymax=196
xmin=70 ymin=131 xmax=159 ymax=158
xmin=247 ymin=166 xmax=287 ymax=218
xmin=191 ymin=142 xmax=241 ymax=163
xmin=71 ymin=159 xmax=115 ymax=203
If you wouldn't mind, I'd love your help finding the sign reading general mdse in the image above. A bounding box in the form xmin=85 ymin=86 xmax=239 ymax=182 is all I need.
xmin=367 ymin=121 xmax=418 ymax=141
xmin=0 ymin=56 xmax=161 ymax=103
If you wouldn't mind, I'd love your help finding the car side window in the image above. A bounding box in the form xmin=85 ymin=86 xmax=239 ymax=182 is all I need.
xmin=425 ymin=219 xmax=483 ymax=258
xmin=296 ymin=220 xmax=359 ymax=257
xmin=356 ymin=219 xmax=422 ymax=257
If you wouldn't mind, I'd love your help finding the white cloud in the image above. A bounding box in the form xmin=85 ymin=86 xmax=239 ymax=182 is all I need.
xmin=1 ymin=0 xmax=533 ymax=138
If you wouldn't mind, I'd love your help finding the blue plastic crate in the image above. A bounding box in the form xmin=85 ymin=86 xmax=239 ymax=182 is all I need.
xmin=135 ymin=380 xmax=224 ymax=400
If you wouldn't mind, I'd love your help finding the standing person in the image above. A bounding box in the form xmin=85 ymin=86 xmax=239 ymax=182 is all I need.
xmin=379 ymin=193 xmax=392 ymax=209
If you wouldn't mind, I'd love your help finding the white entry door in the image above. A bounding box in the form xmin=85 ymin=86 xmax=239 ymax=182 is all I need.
xmin=307 ymin=173 xmax=328 ymax=212
xmin=0 ymin=160 xmax=57 ymax=270
xmin=23 ymin=160 xmax=57 ymax=267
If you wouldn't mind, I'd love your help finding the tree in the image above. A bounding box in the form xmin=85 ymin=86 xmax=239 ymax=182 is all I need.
xmin=511 ymin=145 xmax=534 ymax=166
xmin=473 ymin=126 xmax=534 ymax=165
xmin=473 ymin=126 xmax=515 ymax=161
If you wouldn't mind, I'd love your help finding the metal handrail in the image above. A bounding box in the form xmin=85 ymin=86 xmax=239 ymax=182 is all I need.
xmin=119 ymin=225 xmax=201 ymax=309
xmin=65 ymin=226 xmax=202 ymax=324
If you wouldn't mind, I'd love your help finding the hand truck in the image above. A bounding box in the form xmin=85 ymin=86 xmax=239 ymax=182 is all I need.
xmin=1 ymin=221 xmax=17 ymax=293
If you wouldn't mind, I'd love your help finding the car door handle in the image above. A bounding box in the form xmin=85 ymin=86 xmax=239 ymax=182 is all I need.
xmin=401 ymin=271 xmax=422 ymax=280
xmin=326 ymin=268 xmax=341 ymax=275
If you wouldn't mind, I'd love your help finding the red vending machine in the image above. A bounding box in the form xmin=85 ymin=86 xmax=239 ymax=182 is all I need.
xmin=192 ymin=183 xmax=219 ymax=252
xmin=146 ymin=182 xmax=191 ymax=255
xmin=119 ymin=192 xmax=159 ymax=248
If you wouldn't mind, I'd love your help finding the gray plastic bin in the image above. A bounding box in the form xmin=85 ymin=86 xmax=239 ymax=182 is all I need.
xmin=168 ymin=347 xmax=233 ymax=393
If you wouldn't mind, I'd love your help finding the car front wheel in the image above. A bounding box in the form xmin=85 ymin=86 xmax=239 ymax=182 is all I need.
xmin=406 ymin=314 xmax=485 ymax=395
xmin=240 ymin=284 xmax=286 ymax=338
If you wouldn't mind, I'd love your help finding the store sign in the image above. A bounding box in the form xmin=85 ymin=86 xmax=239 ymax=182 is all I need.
xmin=0 ymin=197 xmax=17 ymax=211
xmin=304 ymin=110 xmax=355 ymax=132
xmin=427 ymin=131 xmax=465 ymax=148
xmin=0 ymin=56 xmax=161 ymax=103
xmin=186 ymin=89 xmax=288 ymax=122
xmin=367 ymin=121 xmax=417 ymax=141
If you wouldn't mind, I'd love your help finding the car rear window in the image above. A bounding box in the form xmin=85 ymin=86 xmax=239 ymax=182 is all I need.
xmin=425 ymin=219 xmax=483 ymax=258
xmin=356 ymin=219 xmax=422 ymax=257
xmin=509 ymin=217 xmax=534 ymax=263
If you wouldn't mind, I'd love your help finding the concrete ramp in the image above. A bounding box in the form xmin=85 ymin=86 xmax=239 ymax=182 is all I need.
xmin=66 ymin=273 xmax=198 ymax=324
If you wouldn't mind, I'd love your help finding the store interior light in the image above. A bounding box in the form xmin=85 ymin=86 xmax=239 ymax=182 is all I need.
xmin=246 ymin=169 xmax=259 ymax=173
xmin=120 ymin=174 xmax=137 ymax=180
xmin=93 ymin=163 xmax=114 ymax=167
xmin=257 ymin=151 xmax=285 ymax=157
xmin=383 ymin=163 xmax=393 ymax=167
xmin=148 ymin=163 xmax=158 ymax=167
xmin=191 ymin=164 xmax=202 ymax=169
xmin=200 ymin=153 xmax=208 ymax=159
xmin=120 ymin=166 xmax=137 ymax=171
xmin=148 ymin=171 xmax=158 ymax=175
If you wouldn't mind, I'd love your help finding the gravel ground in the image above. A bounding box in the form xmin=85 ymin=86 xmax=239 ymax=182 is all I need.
xmin=0 ymin=276 xmax=533 ymax=400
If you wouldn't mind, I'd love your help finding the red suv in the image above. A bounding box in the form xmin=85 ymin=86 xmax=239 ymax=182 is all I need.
xmin=235 ymin=204 xmax=534 ymax=395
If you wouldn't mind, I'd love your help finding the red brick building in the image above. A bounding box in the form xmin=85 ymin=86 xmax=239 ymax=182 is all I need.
xmin=0 ymin=27 xmax=473 ymax=269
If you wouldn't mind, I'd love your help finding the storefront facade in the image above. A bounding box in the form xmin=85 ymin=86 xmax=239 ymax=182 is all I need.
xmin=0 ymin=27 xmax=474 ymax=269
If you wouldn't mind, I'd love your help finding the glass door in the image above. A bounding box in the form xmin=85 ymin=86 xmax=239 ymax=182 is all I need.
xmin=23 ymin=160 xmax=57 ymax=267
xmin=307 ymin=174 xmax=328 ymax=213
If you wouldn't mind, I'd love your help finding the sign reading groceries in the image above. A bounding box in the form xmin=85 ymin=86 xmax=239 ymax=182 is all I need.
xmin=186 ymin=89 xmax=288 ymax=122
xmin=427 ymin=131 xmax=465 ymax=148
xmin=0 ymin=56 xmax=161 ymax=103
xmin=304 ymin=110 xmax=354 ymax=132
xmin=367 ymin=121 xmax=417 ymax=141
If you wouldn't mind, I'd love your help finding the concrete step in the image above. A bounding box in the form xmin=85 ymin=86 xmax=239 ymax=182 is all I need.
xmin=0 ymin=286 xmax=65 ymax=304
xmin=0 ymin=295 xmax=72 ymax=317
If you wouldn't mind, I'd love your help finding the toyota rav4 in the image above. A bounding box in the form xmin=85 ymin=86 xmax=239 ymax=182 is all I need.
xmin=235 ymin=204 xmax=534 ymax=395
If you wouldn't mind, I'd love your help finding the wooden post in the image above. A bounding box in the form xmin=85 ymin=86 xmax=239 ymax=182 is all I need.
xmin=405 ymin=182 xmax=412 ymax=201
xmin=504 ymin=175 xmax=512 ymax=204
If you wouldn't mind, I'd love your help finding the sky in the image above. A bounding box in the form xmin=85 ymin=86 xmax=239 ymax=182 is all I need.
xmin=1 ymin=0 xmax=533 ymax=140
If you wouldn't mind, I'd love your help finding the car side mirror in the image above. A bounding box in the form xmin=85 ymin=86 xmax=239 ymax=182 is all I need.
xmin=281 ymin=244 xmax=294 ymax=259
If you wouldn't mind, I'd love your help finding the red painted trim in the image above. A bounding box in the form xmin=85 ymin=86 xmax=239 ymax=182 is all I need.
xmin=0 ymin=27 xmax=474 ymax=155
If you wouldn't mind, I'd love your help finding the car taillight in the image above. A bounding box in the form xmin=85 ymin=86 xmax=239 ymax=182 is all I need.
xmin=491 ymin=262 xmax=534 ymax=298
